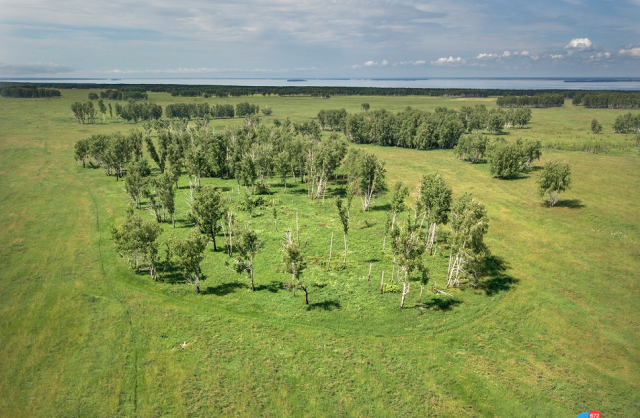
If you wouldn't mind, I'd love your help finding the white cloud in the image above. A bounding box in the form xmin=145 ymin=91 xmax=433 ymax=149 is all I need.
xmin=619 ymin=46 xmax=640 ymax=58
xmin=476 ymin=53 xmax=499 ymax=60
xmin=565 ymin=38 xmax=593 ymax=51
xmin=350 ymin=64 xmax=362 ymax=69
xmin=381 ymin=59 xmax=389 ymax=66
xmin=364 ymin=60 xmax=377 ymax=67
xmin=395 ymin=60 xmax=427 ymax=66
xmin=550 ymin=54 xmax=564 ymax=59
xmin=431 ymin=56 xmax=465 ymax=65
xmin=590 ymin=52 xmax=612 ymax=61
xmin=502 ymin=51 xmax=511 ymax=57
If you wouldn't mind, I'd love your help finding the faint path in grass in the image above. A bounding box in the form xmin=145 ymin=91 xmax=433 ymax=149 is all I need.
xmin=83 ymin=175 xmax=139 ymax=415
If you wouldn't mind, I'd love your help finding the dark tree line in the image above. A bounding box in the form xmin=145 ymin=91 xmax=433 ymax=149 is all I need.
xmin=113 ymin=101 xmax=162 ymax=122
xmin=100 ymin=88 xmax=148 ymax=101
xmin=573 ymin=92 xmax=640 ymax=109
xmin=496 ymin=94 xmax=564 ymax=108
xmin=19 ymin=81 xmax=622 ymax=99
xmin=0 ymin=85 xmax=61 ymax=98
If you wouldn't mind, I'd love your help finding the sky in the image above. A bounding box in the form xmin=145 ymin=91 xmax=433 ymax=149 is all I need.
xmin=0 ymin=0 xmax=639 ymax=78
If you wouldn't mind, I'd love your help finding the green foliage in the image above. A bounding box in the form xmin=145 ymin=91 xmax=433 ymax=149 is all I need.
xmin=111 ymin=208 xmax=162 ymax=279
xmin=232 ymin=223 xmax=260 ymax=291
xmin=537 ymin=160 xmax=572 ymax=207
xmin=335 ymin=197 xmax=350 ymax=236
xmin=390 ymin=181 xmax=409 ymax=214
xmin=591 ymin=118 xmax=602 ymax=134
xmin=0 ymin=85 xmax=60 ymax=98
xmin=496 ymin=94 xmax=564 ymax=108
xmin=489 ymin=140 xmax=542 ymax=178
xmin=189 ymin=185 xmax=226 ymax=249
xmin=613 ymin=112 xmax=640 ymax=133
xmin=383 ymin=283 xmax=400 ymax=293
xmin=345 ymin=149 xmax=387 ymax=211
xmin=449 ymin=193 xmax=489 ymax=256
xmin=419 ymin=173 xmax=452 ymax=226
xmin=171 ymin=228 xmax=208 ymax=292
xmin=454 ymin=134 xmax=489 ymax=163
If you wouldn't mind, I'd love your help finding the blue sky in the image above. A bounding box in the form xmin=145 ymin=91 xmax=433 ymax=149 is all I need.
xmin=0 ymin=0 xmax=639 ymax=77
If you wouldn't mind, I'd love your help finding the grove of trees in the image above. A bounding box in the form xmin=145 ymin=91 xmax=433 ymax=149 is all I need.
xmin=0 ymin=85 xmax=61 ymax=98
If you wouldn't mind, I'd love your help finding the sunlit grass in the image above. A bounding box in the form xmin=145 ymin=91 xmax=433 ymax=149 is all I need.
xmin=0 ymin=90 xmax=638 ymax=417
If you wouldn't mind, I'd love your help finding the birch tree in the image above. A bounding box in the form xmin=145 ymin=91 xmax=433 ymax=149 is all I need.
xmin=335 ymin=196 xmax=350 ymax=265
xmin=390 ymin=181 xmax=409 ymax=231
xmin=419 ymin=173 xmax=452 ymax=255
xmin=111 ymin=208 xmax=162 ymax=281
xmin=281 ymin=228 xmax=308 ymax=304
xmin=172 ymin=228 xmax=208 ymax=293
xmin=537 ymin=160 xmax=572 ymax=207
xmin=345 ymin=149 xmax=387 ymax=211
xmin=391 ymin=218 xmax=428 ymax=309
xmin=233 ymin=223 xmax=260 ymax=291
xmin=446 ymin=193 xmax=489 ymax=288
xmin=189 ymin=185 xmax=227 ymax=251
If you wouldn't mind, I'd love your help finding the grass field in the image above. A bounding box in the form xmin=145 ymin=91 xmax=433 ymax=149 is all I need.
xmin=0 ymin=89 xmax=639 ymax=417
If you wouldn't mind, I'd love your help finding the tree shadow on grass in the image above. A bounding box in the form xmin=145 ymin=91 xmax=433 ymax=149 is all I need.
xmin=498 ymin=172 xmax=530 ymax=181
xmin=478 ymin=255 xmax=519 ymax=296
xmin=255 ymin=280 xmax=284 ymax=293
xmin=369 ymin=203 xmax=392 ymax=211
xmin=547 ymin=199 xmax=585 ymax=209
xmin=203 ymin=282 xmax=247 ymax=296
xmin=415 ymin=297 xmax=463 ymax=311
xmin=157 ymin=264 xmax=186 ymax=284
xmin=306 ymin=299 xmax=341 ymax=311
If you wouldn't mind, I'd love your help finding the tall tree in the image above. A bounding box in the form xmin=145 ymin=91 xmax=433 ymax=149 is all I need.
xmin=74 ymin=138 xmax=91 ymax=168
xmin=390 ymin=181 xmax=409 ymax=231
xmin=447 ymin=193 xmax=489 ymax=288
xmin=189 ymin=185 xmax=227 ymax=250
xmin=335 ymin=196 xmax=350 ymax=265
xmin=172 ymin=228 xmax=208 ymax=293
xmin=232 ymin=223 xmax=261 ymax=291
xmin=537 ymin=160 xmax=572 ymax=207
xmin=124 ymin=160 xmax=151 ymax=208
xmin=391 ymin=218 xmax=428 ymax=309
xmin=419 ymin=174 xmax=452 ymax=255
xmin=345 ymin=149 xmax=387 ymax=211
xmin=111 ymin=208 xmax=163 ymax=281
xmin=281 ymin=228 xmax=308 ymax=303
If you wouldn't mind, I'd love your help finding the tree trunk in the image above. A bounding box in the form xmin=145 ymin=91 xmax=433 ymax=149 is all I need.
xmin=400 ymin=280 xmax=409 ymax=309
xmin=328 ymin=232 xmax=333 ymax=271
xmin=343 ymin=232 xmax=347 ymax=265
xmin=250 ymin=267 xmax=255 ymax=291
xmin=368 ymin=263 xmax=372 ymax=281
xmin=380 ymin=271 xmax=384 ymax=294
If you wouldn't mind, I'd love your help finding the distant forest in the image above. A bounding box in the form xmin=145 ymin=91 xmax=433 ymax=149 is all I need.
xmin=0 ymin=85 xmax=61 ymax=98
xmin=3 ymin=82 xmax=637 ymax=99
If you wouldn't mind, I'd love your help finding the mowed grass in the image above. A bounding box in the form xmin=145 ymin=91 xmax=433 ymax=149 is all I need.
xmin=0 ymin=89 xmax=639 ymax=417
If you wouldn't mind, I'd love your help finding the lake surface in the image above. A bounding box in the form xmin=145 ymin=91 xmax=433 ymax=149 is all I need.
xmin=2 ymin=77 xmax=640 ymax=90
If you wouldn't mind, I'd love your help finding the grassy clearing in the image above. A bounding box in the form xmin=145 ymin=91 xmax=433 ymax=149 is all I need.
xmin=0 ymin=90 xmax=639 ymax=417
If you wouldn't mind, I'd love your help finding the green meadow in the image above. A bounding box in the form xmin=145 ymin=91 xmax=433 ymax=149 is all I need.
xmin=0 ymin=89 xmax=638 ymax=417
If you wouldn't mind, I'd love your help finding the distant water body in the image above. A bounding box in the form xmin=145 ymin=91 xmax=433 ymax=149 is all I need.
xmin=2 ymin=77 xmax=640 ymax=91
